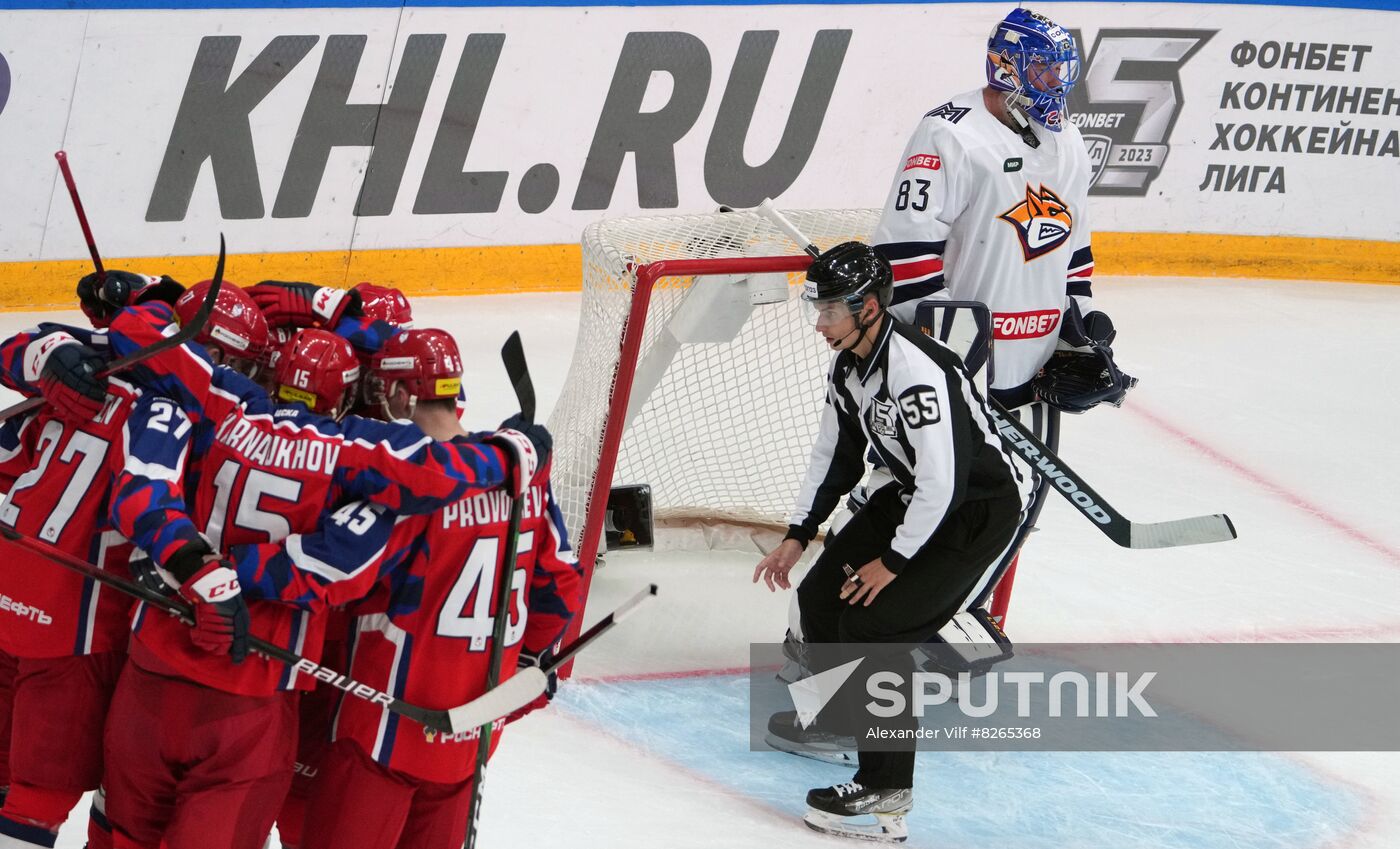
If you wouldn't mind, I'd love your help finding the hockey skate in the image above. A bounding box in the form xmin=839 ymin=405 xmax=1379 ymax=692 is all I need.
xmin=804 ymin=782 xmax=912 ymax=843
xmin=765 ymin=710 xmax=856 ymax=766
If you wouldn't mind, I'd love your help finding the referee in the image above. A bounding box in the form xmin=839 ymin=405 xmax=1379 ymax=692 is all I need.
xmin=753 ymin=241 xmax=1027 ymax=842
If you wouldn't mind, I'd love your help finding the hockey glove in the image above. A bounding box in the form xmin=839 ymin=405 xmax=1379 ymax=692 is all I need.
xmin=77 ymin=270 xmax=184 ymax=328
xmin=129 ymin=555 xmax=180 ymax=598
xmin=1033 ymin=348 xmax=1138 ymax=414
xmin=37 ymin=336 xmax=107 ymax=423
xmin=1058 ymin=303 xmax=1118 ymax=352
xmin=249 ymin=281 xmax=362 ymax=329
xmin=167 ymin=540 xmax=250 ymax=664
xmin=491 ymin=415 xmax=552 ymax=490
xmin=506 ymin=647 xmax=557 ymax=723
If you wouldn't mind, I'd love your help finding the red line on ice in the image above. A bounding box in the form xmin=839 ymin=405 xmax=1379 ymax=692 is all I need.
xmin=1128 ymin=403 xmax=1400 ymax=569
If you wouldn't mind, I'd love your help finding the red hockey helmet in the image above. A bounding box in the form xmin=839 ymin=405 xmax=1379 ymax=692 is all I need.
xmin=366 ymin=329 xmax=463 ymax=418
xmin=174 ymin=280 xmax=271 ymax=378
xmin=353 ymin=282 xmax=414 ymax=328
xmin=273 ymin=328 xmax=360 ymax=419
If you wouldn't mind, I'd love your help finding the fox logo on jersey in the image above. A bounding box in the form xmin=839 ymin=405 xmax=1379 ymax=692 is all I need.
xmin=998 ymin=184 xmax=1073 ymax=261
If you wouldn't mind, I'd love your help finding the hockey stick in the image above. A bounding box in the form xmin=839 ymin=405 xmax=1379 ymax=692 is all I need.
xmin=0 ymin=519 xmax=632 ymax=735
xmin=465 ymin=330 xmax=535 ymax=849
xmin=453 ymin=583 xmax=660 ymax=736
xmin=752 ymin=199 xmax=1237 ymax=550
xmin=54 ymin=151 xmax=105 ymax=278
xmin=757 ymin=198 xmax=821 ymax=258
xmin=987 ymin=401 xmax=1237 ymax=549
xmin=0 ymin=236 xmax=227 ymax=424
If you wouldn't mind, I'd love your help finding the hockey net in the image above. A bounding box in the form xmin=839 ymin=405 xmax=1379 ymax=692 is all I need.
xmin=549 ymin=208 xmax=881 ymax=573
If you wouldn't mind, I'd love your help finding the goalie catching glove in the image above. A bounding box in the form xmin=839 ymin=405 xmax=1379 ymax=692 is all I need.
xmin=1034 ymin=306 xmax=1138 ymax=413
xmin=1034 ymin=348 xmax=1137 ymax=414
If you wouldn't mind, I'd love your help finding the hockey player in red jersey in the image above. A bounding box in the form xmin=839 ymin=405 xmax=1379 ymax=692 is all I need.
xmin=84 ymin=319 xmax=544 ymax=849
xmin=172 ymin=279 xmax=272 ymax=382
xmin=0 ymin=650 xmax=14 ymax=807
xmin=248 ymin=279 xmax=421 ymax=421
xmin=260 ymin=327 xmax=361 ymax=849
xmin=0 ymin=335 xmax=236 ymax=849
xmin=222 ymin=329 xmax=581 ymax=849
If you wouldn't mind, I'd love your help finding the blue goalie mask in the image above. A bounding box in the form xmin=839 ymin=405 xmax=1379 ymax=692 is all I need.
xmin=986 ymin=7 xmax=1080 ymax=132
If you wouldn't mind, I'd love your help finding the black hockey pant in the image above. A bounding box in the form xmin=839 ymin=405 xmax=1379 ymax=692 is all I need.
xmin=796 ymin=483 xmax=1021 ymax=790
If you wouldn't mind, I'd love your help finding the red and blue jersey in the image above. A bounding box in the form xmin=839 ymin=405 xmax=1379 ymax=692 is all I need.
xmin=123 ymin=405 xmax=515 ymax=697
xmin=0 ymin=379 xmax=198 ymax=658
xmin=227 ymin=457 xmax=582 ymax=782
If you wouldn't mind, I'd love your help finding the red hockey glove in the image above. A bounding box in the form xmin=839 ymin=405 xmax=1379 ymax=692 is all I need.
xmin=506 ymin=648 xmax=557 ymax=724
xmin=249 ymin=281 xmax=362 ymax=329
xmin=35 ymin=335 xmax=107 ymax=423
xmin=490 ymin=416 xmax=551 ymax=493
xmin=168 ymin=541 xmax=250 ymax=664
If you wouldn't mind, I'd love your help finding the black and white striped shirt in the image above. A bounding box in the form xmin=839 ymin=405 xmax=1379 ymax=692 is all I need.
xmin=786 ymin=318 xmax=1028 ymax=572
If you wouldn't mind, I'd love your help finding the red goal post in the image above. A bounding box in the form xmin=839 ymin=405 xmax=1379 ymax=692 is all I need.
xmin=547 ymin=209 xmax=881 ymax=670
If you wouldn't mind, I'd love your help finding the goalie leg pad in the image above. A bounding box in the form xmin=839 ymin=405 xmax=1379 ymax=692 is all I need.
xmin=919 ymin=608 xmax=1014 ymax=677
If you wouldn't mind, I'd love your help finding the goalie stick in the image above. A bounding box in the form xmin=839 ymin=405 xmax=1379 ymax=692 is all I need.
xmin=751 ymin=199 xmax=1237 ymax=550
xmin=466 ymin=330 xmax=535 ymax=849
xmin=0 ymin=235 xmax=227 ymax=424
xmin=986 ymin=401 xmax=1236 ymax=548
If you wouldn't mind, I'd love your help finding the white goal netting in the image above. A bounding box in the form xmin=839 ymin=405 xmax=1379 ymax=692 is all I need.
xmin=549 ymin=208 xmax=881 ymax=560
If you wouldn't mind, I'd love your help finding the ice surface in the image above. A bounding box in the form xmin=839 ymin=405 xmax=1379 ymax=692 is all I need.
xmin=2 ymin=274 xmax=1395 ymax=848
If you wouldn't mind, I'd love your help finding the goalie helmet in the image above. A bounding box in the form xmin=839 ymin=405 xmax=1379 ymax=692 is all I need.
xmin=366 ymin=329 xmax=463 ymax=419
xmin=986 ymin=8 xmax=1080 ymax=132
xmin=801 ymin=241 xmax=893 ymax=321
xmin=174 ymin=279 xmax=271 ymax=378
xmin=353 ymin=282 xmax=414 ymax=328
xmin=273 ymin=328 xmax=360 ymax=419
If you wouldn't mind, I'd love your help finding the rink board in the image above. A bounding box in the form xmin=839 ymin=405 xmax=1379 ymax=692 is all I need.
xmin=0 ymin=0 xmax=1397 ymax=305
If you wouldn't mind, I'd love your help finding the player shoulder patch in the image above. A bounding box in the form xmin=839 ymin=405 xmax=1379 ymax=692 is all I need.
xmin=868 ymin=398 xmax=900 ymax=438
xmin=897 ymin=385 xmax=941 ymax=428
xmin=924 ymin=102 xmax=970 ymax=124
xmin=903 ymin=153 xmax=941 ymax=172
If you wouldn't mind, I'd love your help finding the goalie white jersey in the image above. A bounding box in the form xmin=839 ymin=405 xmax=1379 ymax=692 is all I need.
xmin=872 ymin=88 xmax=1096 ymax=399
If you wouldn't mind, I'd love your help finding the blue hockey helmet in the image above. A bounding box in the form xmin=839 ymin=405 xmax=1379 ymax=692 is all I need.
xmin=986 ymin=8 xmax=1080 ymax=132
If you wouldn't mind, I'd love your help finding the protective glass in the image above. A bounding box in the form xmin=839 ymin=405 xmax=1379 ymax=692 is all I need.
xmin=802 ymin=297 xmax=859 ymax=327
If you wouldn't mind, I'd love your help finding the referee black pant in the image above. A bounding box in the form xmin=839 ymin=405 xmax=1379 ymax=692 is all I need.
xmin=796 ymin=483 xmax=1021 ymax=790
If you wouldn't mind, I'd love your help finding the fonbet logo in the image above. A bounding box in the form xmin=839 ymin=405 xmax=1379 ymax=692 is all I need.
xmin=1067 ymin=28 xmax=1215 ymax=195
